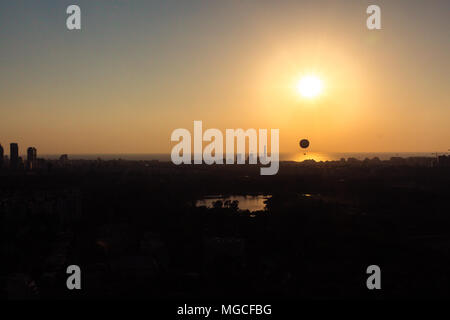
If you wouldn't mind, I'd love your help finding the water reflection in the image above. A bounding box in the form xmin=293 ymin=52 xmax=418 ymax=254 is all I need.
xmin=197 ymin=195 xmax=270 ymax=212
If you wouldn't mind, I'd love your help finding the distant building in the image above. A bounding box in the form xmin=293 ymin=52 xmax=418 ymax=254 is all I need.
xmin=27 ymin=147 xmax=37 ymax=170
xmin=18 ymin=157 xmax=24 ymax=170
xmin=10 ymin=143 xmax=19 ymax=169
xmin=0 ymin=144 xmax=4 ymax=168
xmin=438 ymin=155 xmax=450 ymax=167
xmin=59 ymin=154 xmax=69 ymax=167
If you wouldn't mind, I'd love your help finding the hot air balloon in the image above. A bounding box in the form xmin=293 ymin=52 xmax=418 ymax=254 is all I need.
xmin=299 ymin=139 xmax=310 ymax=156
xmin=299 ymin=139 xmax=310 ymax=149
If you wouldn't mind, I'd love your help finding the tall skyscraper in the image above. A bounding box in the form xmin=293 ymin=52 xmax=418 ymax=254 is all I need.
xmin=0 ymin=144 xmax=4 ymax=168
xmin=10 ymin=143 xmax=18 ymax=169
xmin=27 ymin=147 xmax=37 ymax=170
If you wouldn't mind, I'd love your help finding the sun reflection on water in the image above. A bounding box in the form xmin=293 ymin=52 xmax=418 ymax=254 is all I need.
xmin=291 ymin=152 xmax=333 ymax=162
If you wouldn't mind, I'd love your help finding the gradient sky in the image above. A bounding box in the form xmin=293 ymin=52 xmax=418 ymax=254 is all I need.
xmin=0 ymin=0 xmax=449 ymax=155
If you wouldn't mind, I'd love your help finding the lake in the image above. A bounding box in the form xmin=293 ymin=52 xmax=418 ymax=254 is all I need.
xmin=196 ymin=195 xmax=270 ymax=212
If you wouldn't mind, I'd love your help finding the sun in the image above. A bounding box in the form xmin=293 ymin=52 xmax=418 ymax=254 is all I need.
xmin=296 ymin=75 xmax=323 ymax=98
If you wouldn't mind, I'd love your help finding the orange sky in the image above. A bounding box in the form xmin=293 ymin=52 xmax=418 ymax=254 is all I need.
xmin=0 ymin=0 xmax=449 ymax=155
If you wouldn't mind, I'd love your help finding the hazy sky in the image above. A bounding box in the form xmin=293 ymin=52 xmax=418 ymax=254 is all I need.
xmin=0 ymin=0 xmax=449 ymax=155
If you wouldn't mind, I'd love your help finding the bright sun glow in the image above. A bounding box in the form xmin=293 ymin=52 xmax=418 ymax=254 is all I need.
xmin=296 ymin=75 xmax=323 ymax=98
